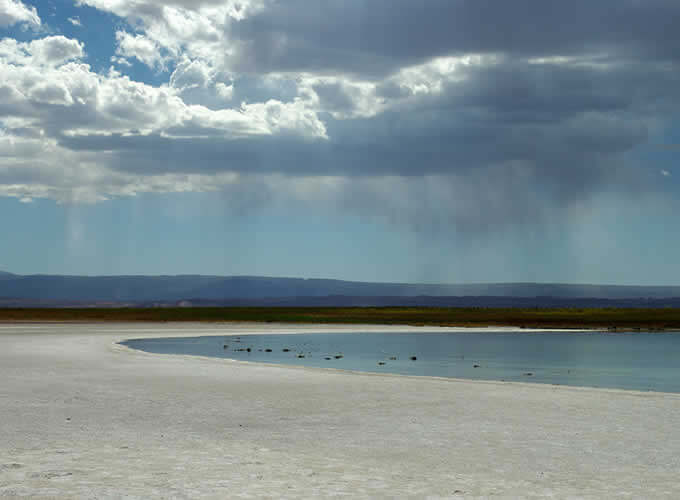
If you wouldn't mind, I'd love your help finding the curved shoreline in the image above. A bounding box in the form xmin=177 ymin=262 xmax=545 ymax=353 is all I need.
xmin=114 ymin=340 xmax=680 ymax=399
xmin=114 ymin=326 xmax=680 ymax=397
xmin=2 ymin=322 xmax=680 ymax=498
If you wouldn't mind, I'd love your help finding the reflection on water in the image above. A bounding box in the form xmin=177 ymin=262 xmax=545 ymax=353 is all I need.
xmin=122 ymin=331 xmax=680 ymax=393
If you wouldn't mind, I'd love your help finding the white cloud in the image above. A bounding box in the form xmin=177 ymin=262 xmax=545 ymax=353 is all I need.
xmin=170 ymin=58 xmax=213 ymax=91
xmin=79 ymin=0 xmax=251 ymax=68
xmin=1 ymin=37 xmax=326 ymax=140
xmin=68 ymin=16 xmax=81 ymax=27
xmin=28 ymin=80 xmax=74 ymax=106
xmin=661 ymin=169 xmax=671 ymax=177
xmin=215 ymin=82 xmax=233 ymax=101
xmin=115 ymin=31 xmax=165 ymax=70
xmin=240 ymin=99 xmax=327 ymax=139
xmin=0 ymin=0 xmax=40 ymax=28
xmin=110 ymin=55 xmax=131 ymax=67
xmin=0 ymin=31 xmax=328 ymax=203
xmin=0 ymin=36 xmax=84 ymax=67
xmin=76 ymin=0 xmax=263 ymax=21
xmin=30 ymin=36 xmax=85 ymax=66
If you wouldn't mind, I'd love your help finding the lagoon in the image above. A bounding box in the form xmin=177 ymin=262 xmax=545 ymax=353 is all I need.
xmin=122 ymin=330 xmax=680 ymax=393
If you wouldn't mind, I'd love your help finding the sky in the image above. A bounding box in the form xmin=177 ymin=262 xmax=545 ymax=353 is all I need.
xmin=0 ymin=0 xmax=679 ymax=284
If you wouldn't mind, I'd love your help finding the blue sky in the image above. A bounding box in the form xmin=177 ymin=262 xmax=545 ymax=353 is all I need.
xmin=1 ymin=0 xmax=679 ymax=284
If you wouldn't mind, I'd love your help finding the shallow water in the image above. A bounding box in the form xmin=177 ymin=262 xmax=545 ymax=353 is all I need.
xmin=122 ymin=331 xmax=680 ymax=393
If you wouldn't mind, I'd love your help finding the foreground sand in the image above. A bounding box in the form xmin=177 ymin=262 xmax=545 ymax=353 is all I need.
xmin=1 ymin=323 xmax=679 ymax=499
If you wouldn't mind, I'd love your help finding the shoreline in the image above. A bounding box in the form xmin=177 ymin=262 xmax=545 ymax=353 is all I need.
xmin=2 ymin=322 xmax=680 ymax=498
xmin=2 ymin=318 xmax=667 ymax=333
xmin=113 ymin=339 xmax=680 ymax=399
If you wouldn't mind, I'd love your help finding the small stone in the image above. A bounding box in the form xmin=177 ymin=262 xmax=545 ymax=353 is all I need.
xmin=378 ymin=362 xmax=386 ymax=366
xmin=410 ymin=356 xmax=417 ymax=361
xmin=524 ymin=372 xmax=533 ymax=376
xmin=265 ymin=349 xmax=272 ymax=352
xmin=473 ymin=364 xmax=480 ymax=368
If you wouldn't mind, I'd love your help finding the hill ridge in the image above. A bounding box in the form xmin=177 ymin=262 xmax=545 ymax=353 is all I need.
xmin=1 ymin=272 xmax=680 ymax=302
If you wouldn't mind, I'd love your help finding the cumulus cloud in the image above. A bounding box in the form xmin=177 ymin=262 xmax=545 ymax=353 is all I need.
xmin=215 ymin=81 xmax=233 ymax=100
xmin=79 ymin=0 xmax=243 ymax=68
xmin=169 ymin=57 xmax=213 ymax=91
xmin=0 ymin=36 xmax=84 ymax=67
xmin=0 ymin=31 xmax=327 ymax=203
xmin=0 ymin=0 xmax=40 ymax=28
xmin=114 ymin=31 xmax=166 ymax=70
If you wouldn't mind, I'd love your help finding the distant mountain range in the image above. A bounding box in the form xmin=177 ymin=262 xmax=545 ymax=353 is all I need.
xmin=1 ymin=271 xmax=680 ymax=308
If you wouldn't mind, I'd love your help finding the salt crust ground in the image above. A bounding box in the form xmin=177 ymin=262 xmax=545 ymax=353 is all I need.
xmin=1 ymin=322 xmax=679 ymax=499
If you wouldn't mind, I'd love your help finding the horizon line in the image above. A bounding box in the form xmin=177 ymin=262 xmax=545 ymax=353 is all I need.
xmin=1 ymin=270 xmax=679 ymax=288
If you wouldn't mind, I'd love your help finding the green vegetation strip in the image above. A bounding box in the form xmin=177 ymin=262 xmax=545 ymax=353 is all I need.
xmin=1 ymin=307 xmax=679 ymax=330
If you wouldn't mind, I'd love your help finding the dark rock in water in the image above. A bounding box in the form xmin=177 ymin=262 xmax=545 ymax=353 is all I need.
xmin=334 ymin=354 xmax=344 ymax=359
xmin=246 ymin=348 xmax=251 ymax=352
xmin=524 ymin=372 xmax=533 ymax=376
xmin=389 ymin=356 xmax=397 ymax=360
xmin=324 ymin=357 xmax=332 ymax=360
xmin=410 ymin=356 xmax=417 ymax=361
xmin=282 ymin=348 xmax=290 ymax=352
xmin=378 ymin=362 xmax=386 ymax=366
xmin=223 ymin=345 xmax=228 ymax=349
xmin=297 ymin=354 xmax=306 ymax=358
xmin=265 ymin=348 xmax=272 ymax=352
xmin=473 ymin=364 xmax=480 ymax=368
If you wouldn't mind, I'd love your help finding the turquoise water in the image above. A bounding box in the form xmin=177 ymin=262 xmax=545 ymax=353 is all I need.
xmin=121 ymin=331 xmax=680 ymax=393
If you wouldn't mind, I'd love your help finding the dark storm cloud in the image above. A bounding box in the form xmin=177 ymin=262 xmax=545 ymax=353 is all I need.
xmin=230 ymin=0 xmax=680 ymax=76
xmin=60 ymin=33 xmax=677 ymax=229
xmin=57 ymin=55 xmax=674 ymax=180
xmin=311 ymin=81 xmax=356 ymax=112
xmin=4 ymin=0 xmax=679 ymax=233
